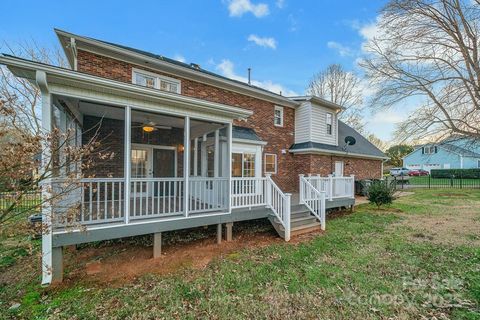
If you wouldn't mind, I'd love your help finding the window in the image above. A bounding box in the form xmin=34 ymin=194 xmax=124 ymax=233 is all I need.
xmin=231 ymin=152 xmax=256 ymax=177
xmin=326 ymin=112 xmax=333 ymax=135
xmin=264 ymin=153 xmax=277 ymax=174
xmin=274 ymin=106 xmax=284 ymax=127
xmin=423 ymin=146 xmax=436 ymax=154
xmin=132 ymin=68 xmax=181 ymax=93
xmin=477 ymin=159 xmax=480 ymax=168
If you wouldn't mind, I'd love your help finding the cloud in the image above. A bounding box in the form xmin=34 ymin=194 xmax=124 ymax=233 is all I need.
xmin=327 ymin=41 xmax=354 ymax=57
xmin=275 ymin=0 xmax=285 ymax=8
xmin=288 ymin=14 xmax=299 ymax=32
xmin=216 ymin=59 xmax=297 ymax=96
xmin=173 ymin=54 xmax=186 ymax=63
xmin=227 ymin=0 xmax=269 ymax=18
xmin=247 ymin=34 xmax=277 ymax=49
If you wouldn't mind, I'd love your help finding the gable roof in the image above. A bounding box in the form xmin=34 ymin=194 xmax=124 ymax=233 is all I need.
xmin=405 ymin=136 xmax=480 ymax=159
xmin=290 ymin=121 xmax=387 ymax=159
xmin=54 ymin=29 xmax=299 ymax=108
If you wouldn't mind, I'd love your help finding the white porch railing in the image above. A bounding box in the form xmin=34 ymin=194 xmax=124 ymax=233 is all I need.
xmin=303 ymin=174 xmax=355 ymax=201
xmin=131 ymin=178 xmax=185 ymax=219
xmin=231 ymin=175 xmax=291 ymax=241
xmin=299 ymin=175 xmax=326 ymax=230
xmin=189 ymin=177 xmax=229 ymax=214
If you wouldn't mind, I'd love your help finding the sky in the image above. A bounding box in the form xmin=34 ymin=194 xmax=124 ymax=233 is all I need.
xmin=0 ymin=0 xmax=404 ymax=141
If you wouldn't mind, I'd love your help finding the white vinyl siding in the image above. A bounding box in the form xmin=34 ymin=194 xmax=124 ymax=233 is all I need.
xmin=294 ymin=102 xmax=311 ymax=143
xmin=294 ymin=101 xmax=337 ymax=145
xmin=310 ymin=103 xmax=337 ymax=145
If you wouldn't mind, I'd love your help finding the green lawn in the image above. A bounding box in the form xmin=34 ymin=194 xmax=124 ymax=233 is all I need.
xmin=1 ymin=189 xmax=480 ymax=319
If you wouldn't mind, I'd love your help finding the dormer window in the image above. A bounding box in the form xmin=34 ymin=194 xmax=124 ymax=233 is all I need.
xmin=132 ymin=68 xmax=181 ymax=94
xmin=423 ymin=146 xmax=437 ymax=154
xmin=326 ymin=112 xmax=333 ymax=135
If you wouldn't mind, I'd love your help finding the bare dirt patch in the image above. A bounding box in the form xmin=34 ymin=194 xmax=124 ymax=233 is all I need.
xmin=60 ymin=220 xmax=286 ymax=286
xmin=434 ymin=193 xmax=466 ymax=197
xmin=398 ymin=208 xmax=480 ymax=246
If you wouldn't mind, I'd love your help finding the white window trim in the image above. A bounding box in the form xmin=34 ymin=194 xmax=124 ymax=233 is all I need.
xmin=264 ymin=153 xmax=277 ymax=174
xmin=274 ymin=105 xmax=284 ymax=127
xmin=326 ymin=112 xmax=333 ymax=136
xmin=132 ymin=67 xmax=181 ymax=94
xmin=424 ymin=146 xmax=435 ymax=154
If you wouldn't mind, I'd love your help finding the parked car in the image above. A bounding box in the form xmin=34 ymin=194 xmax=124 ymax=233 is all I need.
xmin=390 ymin=167 xmax=410 ymax=176
xmin=408 ymin=169 xmax=429 ymax=176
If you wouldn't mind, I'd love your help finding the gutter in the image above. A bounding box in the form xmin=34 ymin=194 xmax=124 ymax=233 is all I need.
xmin=290 ymin=147 xmax=389 ymax=160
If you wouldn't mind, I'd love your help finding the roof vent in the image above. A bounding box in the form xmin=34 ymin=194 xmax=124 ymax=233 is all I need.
xmin=190 ymin=63 xmax=201 ymax=70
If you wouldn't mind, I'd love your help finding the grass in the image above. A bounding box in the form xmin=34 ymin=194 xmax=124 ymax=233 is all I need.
xmin=1 ymin=189 xmax=480 ymax=319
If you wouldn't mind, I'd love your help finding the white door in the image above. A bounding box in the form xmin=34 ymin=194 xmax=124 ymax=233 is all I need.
xmin=334 ymin=161 xmax=344 ymax=177
xmin=443 ymin=163 xmax=450 ymax=169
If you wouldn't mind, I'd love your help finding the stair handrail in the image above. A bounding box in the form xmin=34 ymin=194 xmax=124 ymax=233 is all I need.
xmin=299 ymin=175 xmax=326 ymax=230
xmin=265 ymin=174 xmax=291 ymax=241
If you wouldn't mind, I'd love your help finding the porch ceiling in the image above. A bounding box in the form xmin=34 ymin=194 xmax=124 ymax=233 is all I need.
xmin=0 ymin=54 xmax=253 ymax=122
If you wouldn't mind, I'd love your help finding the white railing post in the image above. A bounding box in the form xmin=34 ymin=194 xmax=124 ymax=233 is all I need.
xmin=265 ymin=174 xmax=272 ymax=208
xmin=316 ymin=174 xmax=321 ymax=190
xmin=350 ymin=174 xmax=355 ymax=198
xmin=227 ymin=123 xmax=232 ymax=213
xmin=299 ymin=174 xmax=305 ymax=204
xmin=328 ymin=174 xmax=333 ymax=201
xmin=320 ymin=191 xmax=326 ymax=231
xmin=284 ymin=193 xmax=291 ymax=241
xmin=124 ymin=105 xmax=131 ymax=224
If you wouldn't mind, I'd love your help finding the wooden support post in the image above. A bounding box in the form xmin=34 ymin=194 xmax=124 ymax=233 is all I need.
xmin=153 ymin=232 xmax=162 ymax=258
xmin=51 ymin=246 xmax=64 ymax=284
xmin=226 ymin=222 xmax=233 ymax=241
xmin=217 ymin=223 xmax=222 ymax=244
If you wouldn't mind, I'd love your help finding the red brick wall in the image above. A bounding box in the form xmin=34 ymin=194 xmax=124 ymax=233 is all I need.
xmin=76 ymin=50 xmax=381 ymax=193
xmin=77 ymin=50 xmax=297 ymax=191
xmin=294 ymin=153 xmax=382 ymax=178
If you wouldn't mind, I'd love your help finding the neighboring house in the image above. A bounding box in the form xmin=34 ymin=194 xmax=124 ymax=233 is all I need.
xmin=403 ymin=137 xmax=480 ymax=171
xmin=0 ymin=29 xmax=386 ymax=284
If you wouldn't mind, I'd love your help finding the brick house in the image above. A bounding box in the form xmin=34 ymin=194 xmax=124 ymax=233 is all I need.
xmin=0 ymin=29 xmax=386 ymax=285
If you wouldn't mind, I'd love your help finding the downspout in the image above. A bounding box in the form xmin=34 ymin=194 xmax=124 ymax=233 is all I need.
xmin=460 ymin=155 xmax=463 ymax=169
xmin=36 ymin=70 xmax=53 ymax=285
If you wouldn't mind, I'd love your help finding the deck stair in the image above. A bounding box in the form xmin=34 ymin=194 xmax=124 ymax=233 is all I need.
xmin=268 ymin=204 xmax=321 ymax=239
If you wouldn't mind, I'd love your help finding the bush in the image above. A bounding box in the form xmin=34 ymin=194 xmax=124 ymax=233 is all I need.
xmin=430 ymin=168 xmax=480 ymax=179
xmin=366 ymin=181 xmax=396 ymax=208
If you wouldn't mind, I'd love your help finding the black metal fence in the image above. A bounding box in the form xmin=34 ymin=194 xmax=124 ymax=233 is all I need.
xmin=0 ymin=191 xmax=42 ymax=215
xmin=385 ymin=175 xmax=480 ymax=190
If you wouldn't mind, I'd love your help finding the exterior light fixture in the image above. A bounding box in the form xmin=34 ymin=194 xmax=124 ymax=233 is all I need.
xmin=142 ymin=125 xmax=155 ymax=133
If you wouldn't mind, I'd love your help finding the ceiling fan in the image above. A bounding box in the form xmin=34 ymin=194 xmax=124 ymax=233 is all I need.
xmin=133 ymin=121 xmax=172 ymax=133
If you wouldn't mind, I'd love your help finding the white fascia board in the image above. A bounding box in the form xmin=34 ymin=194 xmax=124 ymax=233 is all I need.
xmin=0 ymin=55 xmax=253 ymax=120
xmin=290 ymin=147 xmax=389 ymax=160
xmin=233 ymin=138 xmax=267 ymax=146
xmin=54 ymin=29 xmax=299 ymax=109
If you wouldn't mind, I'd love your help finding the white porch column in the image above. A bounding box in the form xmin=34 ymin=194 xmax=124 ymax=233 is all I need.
xmin=193 ymin=138 xmax=198 ymax=176
xmin=39 ymin=71 xmax=53 ymax=285
xmin=184 ymin=116 xmax=190 ymax=217
xmin=124 ymin=106 xmax=132 ymax=224
xmin=214 ymin=130 xmax=220 ymax=178
xmin=227 ymin=123 xmax=232 ymax=212
xmin=201 ymin=134 xmax=207 ymax=177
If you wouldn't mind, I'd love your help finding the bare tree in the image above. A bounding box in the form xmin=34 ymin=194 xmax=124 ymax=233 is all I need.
xmin=366 ymin=133 xmax=389 ymax=151
xmin=0 ymin=42 xmax=109 ymax=226
xmin=307 ymin=64 xmax=365 ymax=132
xmin=361 ymin=0 xmax=480 ymax=142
